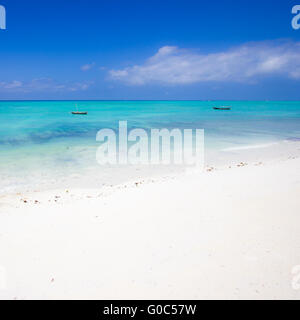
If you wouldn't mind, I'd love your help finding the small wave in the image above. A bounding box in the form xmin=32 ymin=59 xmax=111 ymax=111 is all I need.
xmin=285 ymin=137 xmax=300 ymax=142
xmin=222 ymin=142 xmax=278 ymax=152
xmin=0 ymin=185 xmax=21 ymax=194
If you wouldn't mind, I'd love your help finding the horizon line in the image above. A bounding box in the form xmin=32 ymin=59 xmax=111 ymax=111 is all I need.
xmin=1 ymin=99 xmax=300 ymax=102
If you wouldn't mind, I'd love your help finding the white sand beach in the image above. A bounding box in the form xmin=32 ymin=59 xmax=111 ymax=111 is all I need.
xmin=0 ymin=141 xmax=300 ymax=299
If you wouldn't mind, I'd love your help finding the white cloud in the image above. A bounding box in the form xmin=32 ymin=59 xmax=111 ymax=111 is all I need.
xmin=1 ymin=80 xmax=23 ymax=89
xmin=81 ymin=62 xmax=95 ymax=71
xmin=109 ymin=41 xmax=300 ymax=85
xmin=0 ymin=78 xmax=93 ymax=92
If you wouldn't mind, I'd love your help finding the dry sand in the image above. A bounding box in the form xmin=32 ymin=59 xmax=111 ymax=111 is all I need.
xmin=0 ymin=142 xmax=300 ymax=299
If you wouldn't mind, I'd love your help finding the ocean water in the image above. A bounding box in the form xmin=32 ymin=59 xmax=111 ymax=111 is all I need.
xmin=0 ymin=100 xmax=300 ymax=193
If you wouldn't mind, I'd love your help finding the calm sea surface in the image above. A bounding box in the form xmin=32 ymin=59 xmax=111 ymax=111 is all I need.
xmin=0 ymin=100 xmax=300 ymax=192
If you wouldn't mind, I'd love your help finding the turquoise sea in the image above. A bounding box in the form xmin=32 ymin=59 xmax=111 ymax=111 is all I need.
xmin=0 ymin=100 xmax=300 ymax=193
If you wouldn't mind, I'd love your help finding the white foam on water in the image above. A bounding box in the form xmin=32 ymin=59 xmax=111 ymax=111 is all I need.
xmin=222 ymin=142 xmax=279 ymax=152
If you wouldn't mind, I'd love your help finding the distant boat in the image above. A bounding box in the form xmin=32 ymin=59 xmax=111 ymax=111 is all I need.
xmin=71 ymin=104 xmax=88 ymax=115
xmin=213 ymin=106 xmax=231 ymax=110
xmin=71 ymin=111 xmax=88 ymax=115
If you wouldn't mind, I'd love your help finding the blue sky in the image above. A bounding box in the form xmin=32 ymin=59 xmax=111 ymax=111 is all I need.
xmin=0 ymin=0 xmax=300 ymax=100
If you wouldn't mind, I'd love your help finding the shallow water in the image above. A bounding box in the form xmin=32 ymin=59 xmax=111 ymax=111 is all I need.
xmin=1 ymin=100 xmax=300 ymax=192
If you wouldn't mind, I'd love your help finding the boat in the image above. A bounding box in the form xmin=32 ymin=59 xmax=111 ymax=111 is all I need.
xmin=71 ymin=111 xmax=88 ymax=115
xmin=71 ymin=104 xmax=88 ymax=115
xmin=213 ymin=106 xmax=231 ymax=110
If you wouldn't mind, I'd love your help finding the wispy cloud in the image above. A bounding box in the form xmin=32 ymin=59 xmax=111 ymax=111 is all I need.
xmin=109 ymin=41 xmax=300 ymax=85
xmin=0 ymin=78 xmax=93 ymax=92
xmin=80 ymin=62 xmax=95 ymax=71
xmin=0 ymin=80 xmax=23 ymax=89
